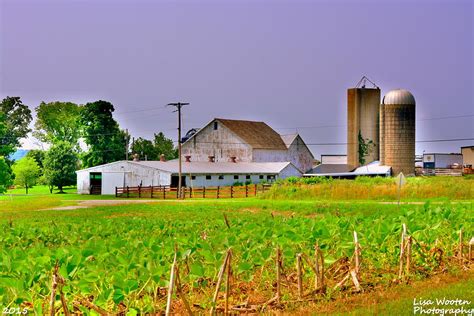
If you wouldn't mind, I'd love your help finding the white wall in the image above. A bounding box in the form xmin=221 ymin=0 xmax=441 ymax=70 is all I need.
xmin=434 ymin=154 xmax=463 ymax=168
xmin=278 ymin=163 xmax=302 ymax=179
xmin=76 ymin=161 xmax=171 ymax=194
xmin=101 ymin=173 xmax=125 ymax=195
xmin=287 ymin=135 xmax=314 ymax=172
xmin=76 ymin=170 xmax=90 ymax=194
xmin=321 ymin=155 xmax=348 ymax=165
xmin=182 ymin=121 xmax=253 ymax=162
xmin=184 ymin=173 xmax=274 ymax=187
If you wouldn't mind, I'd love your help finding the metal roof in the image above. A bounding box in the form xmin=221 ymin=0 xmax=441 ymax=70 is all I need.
xmin=304 ymin=161 xmax=391 ymax=177
xmin=309 ymin=164 xmax=353 ymax=174
xmin=132 ymin=160 xmax=292 ymax=174
xmin=215 ymin=118 xmax=288 ymax=150
xmin=382 ymin=89 xmax=416 ymax=105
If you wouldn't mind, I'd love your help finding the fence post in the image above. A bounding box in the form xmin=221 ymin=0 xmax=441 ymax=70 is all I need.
xmin=203 ymin=186 xmax=206 ymax=199
xmin=176 ymin=187 xmax=179 ymax=199
xmin=163 ymin=186 xmax=166 ymax=200
xmin=115 ymin=187 xmax=118 ymax=197
xmin=126 ymin=186 xmax=129 ymax=198
xmin=230 ymin=186 xmax=234 ymax=198
xmin=217 ymin=186 xmax=220 ymax=199
xmin=138 ymin=185 xmax=141 ymax=198
xmin=189 ymin=187 xmax=192 ymax=199
xmin=254 ymin=184 xmax=257 ymax=196
xmin=245 ymin=184 xmax=248 ymax=198
xmin=150 ymin=185 xmax=153 ymax=198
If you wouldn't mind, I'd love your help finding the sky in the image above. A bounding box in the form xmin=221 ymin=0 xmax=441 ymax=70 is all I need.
xmin=1 ymin=0 xmax=473 ymax=158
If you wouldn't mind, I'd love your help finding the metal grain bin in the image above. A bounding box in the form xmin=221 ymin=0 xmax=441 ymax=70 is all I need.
xmin=380 ymin=89 xmax=416 ymax=175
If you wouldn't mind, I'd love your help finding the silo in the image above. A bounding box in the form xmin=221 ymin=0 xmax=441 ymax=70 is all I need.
xmin=380 ymin=89 xmax=416 ymax=175
xmin=347 ymin=87 xmax=381 ymax=169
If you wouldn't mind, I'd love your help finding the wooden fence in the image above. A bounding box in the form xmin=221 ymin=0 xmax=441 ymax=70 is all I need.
xmin=115 ymin=184 xmax=272 ymax=199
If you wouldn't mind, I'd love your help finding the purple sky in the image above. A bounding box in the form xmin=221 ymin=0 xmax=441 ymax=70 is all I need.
xmin=1 ymin=0 xmax=473 ymax=158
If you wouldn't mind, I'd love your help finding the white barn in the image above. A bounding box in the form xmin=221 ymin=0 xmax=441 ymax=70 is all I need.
xmin=76 ymin=160 xmax=300 ymax=195
xmin=181 ymin=118 xmax=314 ymax=173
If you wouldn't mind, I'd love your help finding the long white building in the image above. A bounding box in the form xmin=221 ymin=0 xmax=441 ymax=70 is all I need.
xmin=76 ymin=160 xmax=300 ymax=195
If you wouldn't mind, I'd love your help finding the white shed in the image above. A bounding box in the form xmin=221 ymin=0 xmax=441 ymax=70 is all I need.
xmin=76 ymin=160 xmax=300 ymax=195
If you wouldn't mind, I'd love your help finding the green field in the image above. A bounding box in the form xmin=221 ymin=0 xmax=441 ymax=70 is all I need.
xmin=0 ymin=179 xmax=473 ymax=314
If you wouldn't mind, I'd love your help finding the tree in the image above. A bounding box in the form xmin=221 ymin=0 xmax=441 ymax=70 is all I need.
xmin=12 ymin=157 xmax=40 ymax=194
xmin=0 ymin=97 xmax=32 ymax=158
xmin=80 ymin=100 xmax=127 ymax=167
xmin=129 ymin=133 xmax=177 ymax=161
xmin=358 ymin=131 xmax=375 ymax=166
xmin=0 ymin=157 xmax=13 ymax=193
xmin=131 ymin=137 xmax=155 ymax=160
xmin=26 ymin=149 xmax=46 ymax=171
xmin=34 ymin=101 xmax=82 ymax=146
xmin=43 ymin=142 xmax=78 ymax=193
xmin=154 ymin=132 xmax=177 ymax=160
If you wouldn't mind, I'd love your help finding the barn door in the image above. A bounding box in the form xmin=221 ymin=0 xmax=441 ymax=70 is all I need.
xmin=170 ymin=175 xmax=186 ymax=188
xmin=90 ymin=172 xmax=102 ymax=195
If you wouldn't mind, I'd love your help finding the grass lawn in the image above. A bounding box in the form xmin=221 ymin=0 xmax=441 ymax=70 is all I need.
xmin=0 ymin=195 xmax=472 ymax=314
xmin=5 ymin=185 xmax=78 ymax=195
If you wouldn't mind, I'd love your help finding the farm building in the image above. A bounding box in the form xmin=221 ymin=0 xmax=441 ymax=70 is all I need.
xmin=461 ymin=146 xmax=474 ymax=167
xmin=422 ymin=153 xmax=463 ymax=169
xmin=181 ymin=118 xmax=314 ymax=173
xmin=304 ymin=161 xmax=391 ymax=178
xmin=76 ymin=160 xmax=300 ymax=195
xmin=309 ymin=155 xmax=353 ymax=175
xmin=421 ymin=153 xmax=463 ymax=176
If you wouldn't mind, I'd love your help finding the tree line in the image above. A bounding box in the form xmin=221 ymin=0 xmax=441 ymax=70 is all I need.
xmin=0 ymin=97 xmax=177 ymax=194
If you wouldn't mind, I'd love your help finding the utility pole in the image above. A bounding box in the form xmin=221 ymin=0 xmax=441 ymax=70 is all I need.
xmin=125 ymin=129 xmax=129 ymax=160
xmin=168 ymin=102 xmax=189 ymax=199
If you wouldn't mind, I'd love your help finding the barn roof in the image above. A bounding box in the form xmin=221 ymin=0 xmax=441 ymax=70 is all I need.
xmin=215 ymin=118 xmax=288 ymax=150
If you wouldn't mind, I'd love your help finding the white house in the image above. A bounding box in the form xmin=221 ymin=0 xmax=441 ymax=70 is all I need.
xmin=76 ymin=160 xmax=300 ymax=195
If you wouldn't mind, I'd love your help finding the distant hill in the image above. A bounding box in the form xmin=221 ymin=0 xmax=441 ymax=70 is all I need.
xmin=9 ymin=149 xmax=30 ymax=161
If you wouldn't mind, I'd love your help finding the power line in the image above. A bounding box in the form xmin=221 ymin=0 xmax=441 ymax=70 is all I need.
xmin=275 ymin=114 xmax=474 ymax=130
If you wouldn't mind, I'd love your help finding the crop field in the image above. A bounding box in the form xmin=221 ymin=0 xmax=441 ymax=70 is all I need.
xmin=0 ymin=178 xmax=473 ymax=315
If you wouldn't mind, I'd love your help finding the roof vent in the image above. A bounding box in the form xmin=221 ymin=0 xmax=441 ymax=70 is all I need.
xmin=230 ymin=156 xmax=237 ymax=163
xmin=160 ymin=154 xmax=166 ymax=162
xmin=208 ymin=155 xmax=215 ymax=163
xmin=185 ymin=155 xmax=191 ymax=162
xmin=133 ymin=153 xmax=140 ymax=161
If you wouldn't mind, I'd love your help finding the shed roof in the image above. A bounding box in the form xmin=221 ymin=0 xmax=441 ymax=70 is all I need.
xmin=76 ymin=160 xmax=294 ymax=175
xmin=308 ymin=164 xmax=353 ymax=174
xmin=132 ymin=160 xmax=292 ymax=174
xmin=304 ymin=161 xmax=391 ymax=177
xmin=216 ymin=118 xmax=288 ymax=150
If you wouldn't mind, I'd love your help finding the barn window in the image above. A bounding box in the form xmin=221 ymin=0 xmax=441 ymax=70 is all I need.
xmin=206 ymin=175 xmax=212 ymax=180
xmin=214 ymin=121 xmax=218 ymax=130
xmin=234 ymin=175 xmax=239 ymax=180
xmin=246 ymin=175 xmax=251 ymax=180
xmin=191 ymin=175 xmax=196 ymax=180
xmin=218 ymin=175 xmax=224 ymax=180
xmin=259 ymin=175 xmax=264 ymax=179
xmin=267 ymin=175 xmax=275 ymax=181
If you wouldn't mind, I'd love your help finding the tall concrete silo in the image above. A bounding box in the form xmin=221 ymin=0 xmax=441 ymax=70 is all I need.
xmin=347 ymin=87 xmax=381 ymax=169
xmin=380 ymin=89 xmax=416 ymax=175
